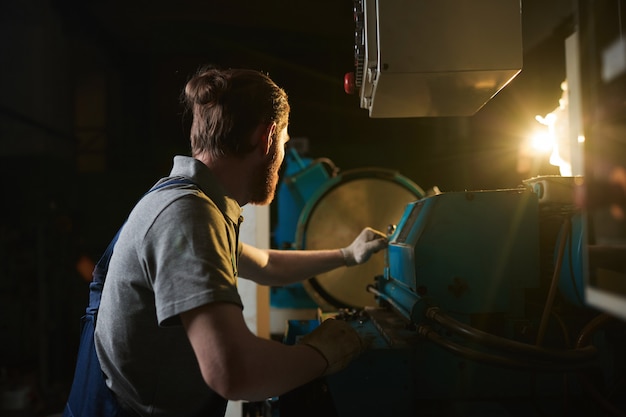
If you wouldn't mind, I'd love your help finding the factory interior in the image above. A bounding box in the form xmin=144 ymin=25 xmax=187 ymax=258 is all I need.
xmin=1 ymin=0 xmax=626 ymax=416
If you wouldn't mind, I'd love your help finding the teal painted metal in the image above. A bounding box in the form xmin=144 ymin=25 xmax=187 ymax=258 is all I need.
xmin=273 ymin=149 xmax=330 ymax=250
xmin=558 ymin=213 xmax=585 ymax=307
xmin=382 ymin=189 xmax=541 ymax=318
xmin=271 ymin=149 xmax=330 ymax=309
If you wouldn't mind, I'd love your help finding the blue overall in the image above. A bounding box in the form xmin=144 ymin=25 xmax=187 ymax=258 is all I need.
xmin=63 ymin=178 xmax=194 ymax=417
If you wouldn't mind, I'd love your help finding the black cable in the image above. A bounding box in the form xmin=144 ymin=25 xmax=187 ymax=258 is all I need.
xmin=575 ymin=314 xmax=626 ymax=417
xmin=417 ymin=325 xmax=596 ymax=372
xmin=425 ymin=307 xmax=597 ymax=363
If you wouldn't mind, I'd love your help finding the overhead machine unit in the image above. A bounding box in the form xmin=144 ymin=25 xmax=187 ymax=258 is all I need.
xmin=345 ymin=0 xmax=523 ymax=117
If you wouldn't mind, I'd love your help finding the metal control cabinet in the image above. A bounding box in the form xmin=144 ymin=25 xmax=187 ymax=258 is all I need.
xmin=353 ymin=0 xmax=523 ymax=117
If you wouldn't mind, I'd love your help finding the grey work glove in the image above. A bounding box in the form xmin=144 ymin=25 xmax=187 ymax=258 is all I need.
xmin=298 ymin=318 xmax=363 ymax=376
xmin=340 ymin=227 xmax=388 ymax=266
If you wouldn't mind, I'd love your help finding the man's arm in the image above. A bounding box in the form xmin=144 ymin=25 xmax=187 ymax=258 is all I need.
xmin=238 ymin=244 xmax=344 ymax=286
xmin=238 ymin=227 xmax=388 ymax=286
xmin=180 ymin=302 xmax=327 ymax=401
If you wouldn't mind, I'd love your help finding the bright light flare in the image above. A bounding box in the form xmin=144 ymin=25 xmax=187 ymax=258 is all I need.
xmin=530 ymin=129 xmax=554 ymax=153
xmin=520 ymin=79 xmax=584 ymax=177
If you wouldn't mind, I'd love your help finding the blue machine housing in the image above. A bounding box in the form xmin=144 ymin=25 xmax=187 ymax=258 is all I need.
xmin=379 ymin=188 xmax=540 ymax=323
xmin=271 ymin=149 xmax=332 ymax=309
xmin=280 ymin=186 xmax=615 ymax=417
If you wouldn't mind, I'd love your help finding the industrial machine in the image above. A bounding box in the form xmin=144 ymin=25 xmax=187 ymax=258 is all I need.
xmin=273 ymin=167 xmax=625 ymax=417
xmin=271 ymin=2 xmax=626 ymax=415
xmin=269 ymin=149 xmax=425 ymax=331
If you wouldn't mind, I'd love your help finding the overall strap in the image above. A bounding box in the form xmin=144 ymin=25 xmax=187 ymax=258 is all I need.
xmin=86 ymin=177 xmax=196 ymax=315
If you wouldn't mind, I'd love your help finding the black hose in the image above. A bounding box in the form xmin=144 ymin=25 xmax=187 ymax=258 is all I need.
xmin=426 ymin=306 xmax=597 ymax=362
xmin=418 ymin=325 xmax=596 ymax=372
xmin=575 ymin=314 xmax=626 ymax=417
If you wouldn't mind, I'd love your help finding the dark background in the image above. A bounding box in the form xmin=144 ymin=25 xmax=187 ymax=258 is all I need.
xmin=0 ymin=0 xmax=578 ymax=413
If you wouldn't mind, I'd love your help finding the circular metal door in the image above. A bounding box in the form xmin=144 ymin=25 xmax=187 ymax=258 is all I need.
xmin=296 ymin=168 xmax=423 ymax=310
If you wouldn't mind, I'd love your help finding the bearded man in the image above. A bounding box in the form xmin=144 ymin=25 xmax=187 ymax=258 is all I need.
xmin=87 ymin=67 xmax=386 ymax=417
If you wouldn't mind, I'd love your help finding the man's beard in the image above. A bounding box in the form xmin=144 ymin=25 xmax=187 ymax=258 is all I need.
xmin=249 ymin=152 xmax=281 ymax=205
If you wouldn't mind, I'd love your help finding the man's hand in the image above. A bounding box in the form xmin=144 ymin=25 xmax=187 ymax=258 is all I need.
xmin=298 ymin=319 xmax=363 ymax=376
xmin=340 ymin=227 xmax=388 ymax=266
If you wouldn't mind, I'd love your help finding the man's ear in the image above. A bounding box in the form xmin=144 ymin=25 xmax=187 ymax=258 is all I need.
xmin=260 ymin=123 xmax=277 ymax=155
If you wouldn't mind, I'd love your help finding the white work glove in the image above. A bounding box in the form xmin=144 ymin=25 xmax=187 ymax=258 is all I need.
xmin=298 ymin=318 xmax=363 ymax=376
xmin=340 ymin=227 xmax=388 ymax=266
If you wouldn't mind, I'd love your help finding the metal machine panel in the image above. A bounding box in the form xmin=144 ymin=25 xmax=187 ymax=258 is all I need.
xmin=383 ymin=189 xmax=540 ymax=319
xmin=354 ymin=0 xmax=522 ymax=117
